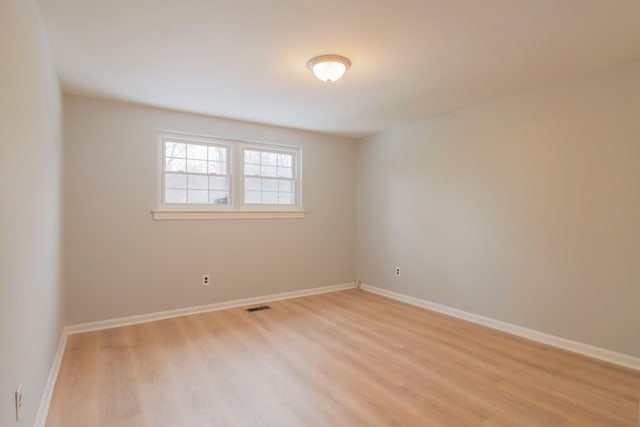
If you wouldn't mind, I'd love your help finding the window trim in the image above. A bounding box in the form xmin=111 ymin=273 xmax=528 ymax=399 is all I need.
xmin=152 ymin=210 xmax=306 ymax=220
xmin=157 ymin=132 xmax=234 ymax=211
xmin=239 ymin=143 xmax=300 ymax=210
xmin=154 ymin=132 xmax=304 ymax=219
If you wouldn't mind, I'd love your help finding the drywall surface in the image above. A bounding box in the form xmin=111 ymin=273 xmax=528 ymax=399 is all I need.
xmin=356 ymin=60 xmax=640 ymax=357
xmin=64 ymin=95 xmax=356 ymax=323
xmin=0 ymin=0 xmax=64 ymax=425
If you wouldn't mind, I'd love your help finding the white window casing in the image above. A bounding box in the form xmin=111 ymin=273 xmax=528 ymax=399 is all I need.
xmin=154 ymin=132 xmax=304 ymax=220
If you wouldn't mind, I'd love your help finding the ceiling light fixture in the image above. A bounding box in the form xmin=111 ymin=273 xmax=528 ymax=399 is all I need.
xmin=307 ymin=54 xmax=351 ymax=82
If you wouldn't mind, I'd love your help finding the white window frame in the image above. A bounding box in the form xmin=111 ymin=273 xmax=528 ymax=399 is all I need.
xmin=158 ymin=133 xmax=234 ymax=211
xmin=239 ymin=143 xmax=300 ymax=211
xmin=154 ymin=132 xmax=304 ymax=220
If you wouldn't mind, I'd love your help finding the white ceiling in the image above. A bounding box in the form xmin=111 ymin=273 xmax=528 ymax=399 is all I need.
xmin=38 ymin=0 xmax=640 ymax=138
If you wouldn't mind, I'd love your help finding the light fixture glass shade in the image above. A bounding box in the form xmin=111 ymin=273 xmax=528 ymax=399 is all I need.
xmin=307 ymin=55 xmax=351 ymax=82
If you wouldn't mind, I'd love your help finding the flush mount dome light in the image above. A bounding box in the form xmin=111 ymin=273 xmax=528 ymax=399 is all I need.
xmin=307 ymin=54 xmax=351 ymax=82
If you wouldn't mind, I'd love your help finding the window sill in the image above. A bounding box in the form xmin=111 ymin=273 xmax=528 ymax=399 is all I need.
xmin=152 ymin=210 xmax=306 ymax=220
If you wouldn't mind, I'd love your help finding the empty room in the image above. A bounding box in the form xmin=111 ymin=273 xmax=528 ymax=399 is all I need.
xmin=2 ymin=0 xmax=640 ymax=425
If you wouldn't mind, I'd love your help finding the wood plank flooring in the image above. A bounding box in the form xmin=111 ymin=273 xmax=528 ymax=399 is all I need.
xmin=47 ymin=289 xmax=640 ymax=426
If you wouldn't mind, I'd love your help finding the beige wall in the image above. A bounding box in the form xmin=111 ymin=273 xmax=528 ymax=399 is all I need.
xmin=356 ymin=60 xmax=640 ymax=357
xmin=0 ymin=0 xmax=65 ymax=425
xmin=64 ymin=95 xmax=356 ymax=324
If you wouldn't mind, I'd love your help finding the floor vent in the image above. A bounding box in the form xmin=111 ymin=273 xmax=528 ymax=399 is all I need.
xmin=246 ymin=305 xmax=271 ymax=313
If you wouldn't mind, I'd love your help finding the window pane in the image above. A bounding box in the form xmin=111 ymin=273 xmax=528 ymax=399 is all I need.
xmin=261 ymin=165 xmax=277 ymax=177
xmin=188 ymin=174 xmax=208 ymax=190
xmin=262 ymin=192 xmax=278 ymax=204
xmin=208 ymin=146 xmax=226 ymax=162
xmin=187 ymin=144 xmax=208 ymax=160
xmin=208 ymin=161 xmax=226 ymax=175
xmin=245 ymin=177 xmax=261 ymax=191
xmin=278 ymin=179 xmax=292 ymax=192
xmin=277 ymin=154 xmax=292 ymax=167
xmin=187 ymin=159 xmax=207 ymax=173
xmin=262 ymin=178 xmax=278 ymax=191
xmin=165 ymin=158 xmax=186 ymax=172
xmin=165 ymin=142 xmax=186 ymax=158
xmin=210 ymin=191 xmax=228 ymax=205
xmin=165 ymin=189 xmax=186 ymax=203
xmin=244 ymin=150 xmax=260 ymax=164
xmin=277 ymin=166 xmax=292 ymax=178
xmin=278 ymin=192 xmax=293 ymax=205
xmin=261 ymin=151 xmax=277 ymax=166
xmin=188 ymin=190 xmax=208 ymax=204
xmin=245 ymin=190 xmax=261 ymax=204
xmin=245 ymin=164 xmax=260 ymax=176
xmin=165 ymin=173 xmax=186 ymax=189
xmin=209 ymin=176 xmax=228 ymax=191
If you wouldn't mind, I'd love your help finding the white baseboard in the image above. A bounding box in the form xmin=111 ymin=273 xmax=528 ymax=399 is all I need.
xmin=67 ymin=282 xmax=356 ymax=334
xmin=34 ymin=282 xmax=356 ymax=426
xmin=34 ymin=328 xmax=69 ymax=427
xmin=36 ymin=281 xmax=635 ymax=426
xmin=360 ymin=283 xmax=640 ymax=372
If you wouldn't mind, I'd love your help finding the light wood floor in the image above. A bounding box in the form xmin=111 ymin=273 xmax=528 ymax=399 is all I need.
xmin=47 ymin=289 xmax=640 ymax=426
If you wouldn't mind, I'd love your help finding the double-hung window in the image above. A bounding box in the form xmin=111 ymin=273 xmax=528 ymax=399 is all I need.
xmin=157 ymin=132 xmax=302 ymax=219
xmin=243 ymin=148 xmax=296 ymax=206
xmin=163 ymin=138 xmax=230 ymax=206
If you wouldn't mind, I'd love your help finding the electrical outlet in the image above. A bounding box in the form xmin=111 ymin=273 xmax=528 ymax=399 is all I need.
xmin=202 ymin=274 xmax=210 ymax=286
xmin=15 ymin=384 xmax=22 ymax=422
xmin=395 ymin=266 xmax=400 ymax=277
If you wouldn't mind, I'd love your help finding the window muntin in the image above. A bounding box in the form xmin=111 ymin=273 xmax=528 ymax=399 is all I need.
xmin=163 ymin=139 xmax=230 ymax=205
xmin=243 ymin=148 xmax=296 ymax=206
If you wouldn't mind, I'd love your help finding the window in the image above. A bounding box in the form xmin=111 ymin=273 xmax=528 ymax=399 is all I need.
xmin=157 ymin=133 xmax=302 ymax=218
xmin=163 ymin=139 xmax=230 ymax=205
xmin=243 ymin=148 xmax=296 ymax=206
